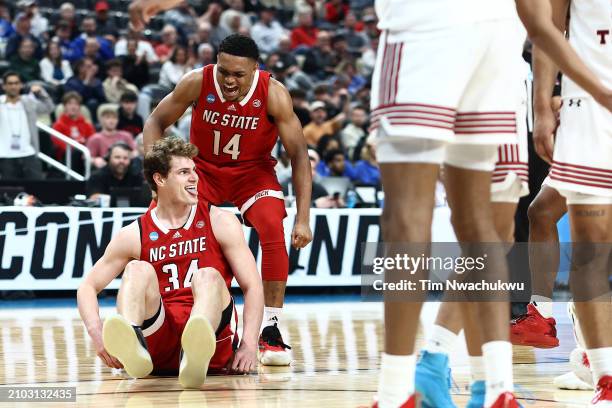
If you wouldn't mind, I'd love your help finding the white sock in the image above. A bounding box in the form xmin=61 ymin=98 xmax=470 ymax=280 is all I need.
xmin=530 ymin=295 xmax=553 ymax=318
xmin=377 ymin=353 xmax=416 ymax=408
xmin=482 ymin=341 xmax=513 ymax=407
xmin=470 ymin=355 xmax=485 ymax=382
xmin=424 ymin=324 xmax=458 ymax=355
xmin=586 ymin=347 xmax=612 ymax=385
xmin=262 ymin=306 xmax=282 ymax=331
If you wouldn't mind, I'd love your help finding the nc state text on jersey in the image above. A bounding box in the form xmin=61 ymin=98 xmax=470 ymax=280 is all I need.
xmin=149 ymin=237 xmax=207 ymax=262
xmin=203 ymin=110 xmax=260 ymax=130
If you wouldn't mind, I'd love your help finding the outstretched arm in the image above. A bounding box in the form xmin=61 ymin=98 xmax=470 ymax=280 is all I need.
xmin=129 ymin=0 xmax=185 ymax=31
xmin=211 ymin=207 xmax=263 ymax=373
xmin=143 ymin=68 xmax=202 ymax=153
xmin=516 ymin=0 xmax=612 ymax=112
xmin=267 ymin=79 xmax=313 ymax=249
xmin=77 ymin=222 xmax=140 ymax=369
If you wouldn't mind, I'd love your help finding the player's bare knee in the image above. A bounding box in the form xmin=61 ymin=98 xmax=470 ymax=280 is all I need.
xmin=123 ymin=261 xmax=157 ymax=285
xmin=382 ymin=207 xmax=430 ymax=240
xmin=450 ymin=214 xmax=487 ymax=241
xmin=191 ymin=267 xmax=224 ymax=291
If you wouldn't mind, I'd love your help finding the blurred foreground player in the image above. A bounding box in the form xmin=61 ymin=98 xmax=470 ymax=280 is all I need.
xmin=522 ymin=0 xmax=612 ymax=404
xmin=144 ymin=34 xmax=312 ymax=366
xmin=128 ymin=0 xmax=184 ymax=31
xmin=77 ymin=137 xmax=263 ymax=388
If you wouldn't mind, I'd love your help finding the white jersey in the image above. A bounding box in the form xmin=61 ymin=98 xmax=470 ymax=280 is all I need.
xmin=375 ymin=0 xmax=516 ymax=33
xmin=562 ymin=0 xmax=612 ymax=98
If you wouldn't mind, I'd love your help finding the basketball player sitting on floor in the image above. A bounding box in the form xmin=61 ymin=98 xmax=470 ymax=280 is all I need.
xmin=77 ymin=137 xmax=263 ymax=389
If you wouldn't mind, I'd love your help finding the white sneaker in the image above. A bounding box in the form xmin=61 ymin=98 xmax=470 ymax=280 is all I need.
xmin=179 ymin=316 xmax=216 ymax=389
xmin=258 ymin=323 xmax=292 ymax=366
xmin=554 ymin=347 xmax=594 ymax=390
xmin=103 ymin=315 xmax=153 ymax=378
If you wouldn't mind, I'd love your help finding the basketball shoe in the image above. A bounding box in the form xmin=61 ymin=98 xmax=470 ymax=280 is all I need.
xmin=510 ymin=303 xmax=559 ymax=348
xmin=258 ymin=323 xmax=292 ymax=366
xmin=554 ymin=347 xmax=594 ymax=390
xmin=415 ymin=351 xmax=456 ymax=408
xmin=465 ymin=380 xmax=485 ymax=408
xmin=590 ymin=376 xmax=612 ymax=407
xmin=179 ymin=315 xmax=216 ymax=389
xmin=489 ymin=392 xmax=522 ymax=408
xmin=102 ymin=314 xmax=153 ymax=378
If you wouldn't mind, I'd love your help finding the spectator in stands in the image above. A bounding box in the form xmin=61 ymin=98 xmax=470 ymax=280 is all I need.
xmin=114 ymin=29 xmax=158 ymax=63
xmin=18 ymin=0 xmax=47 ymax=40
xmin=194 ymin=43 xmax=214 ymax=69
xmin=315 ymin=134 xmax=342 ymax=174
xmin=291 ymin=8 xmax=318 ymax=49
xmin=340 ymin=105 xmax=367 ymax=159
xmin=70 ymin=16 xmax=114 ymax=62
xmin=302 ymin=30 xmax=335 ymax=79
xmin=362 ymin=10 xmax=380 ymax=40
xmin=159 ymin=45 xmax=191 ymax=89
xmin=155 ymin=24 xmax=178 ymax=63
xmin=335 ymin=60 xmax=366 ymax=95
xmin=117 ymin=91 xmax=144 ymax=137
xmin=251 ymin=6 xmax=285 ymax=55
xmin=275 ymin=144 xmax=292 ymax=184
xmin=0 ymin=3 xmax=14 ymax=40
xmin=51 ymin=92 xmax=95 ymax=171
xmin=87 ymin=104 xmax=137 ymax=168
xmin=313 ymin=83 xmax=340 ymax=117
xmin=221 ymin=0 xmax=252 ymax=33
xmin=55 ymin=3 xmax=79 ymax=39
xmin=52 ymin=20 xmax=79 ymax=62
xmin=163 ymin=0 xmax=198 ymax=38
xmin=303 ymin=91 xmax=349 ymax=146
xmin=330 ymin=33 xmax=352 ymax=67
xmin=294 ymin=0 xmax=324 ymax=24
xmin=129 ymin=133 xmax=144 ymax=175
xmin=94 ymin=1 xmax=118 ymax=39
xmin=5 ymin=13 xmax=43 ymax=59
xmin=87 ymin=142 xmax=144 ymax=199
xmin=0 ymin=72 xmax=53 ymax=180
xmin=119 ymin=38 xmax=151 ymax=89
xmin=82 ymin=37 xmax=107 ymax=74
xmin=324 ymin=0 xmax=348 ymax=24
xmin=8 ymin=37 xmax=41 ymax=83
xmin=352 ymin=140 xmax=380 ymax=186
xmin=289 ymin=89 xmax=311 ymax=127
xmin=191 ymin=21 xmax=212 ymax=52
xmin=276 ymin=35 xmax=298 ymax=69
xmin=199 ymin=2 xmax=230 ymax=49
xmin=322 ymin=148 xmax=355 ymax=179
xmin=271 ymin=59 xmax=313 ymax=92
xmin=358 ymin=35 xmax=377 ymax=77
xmin=65 ymin=57 xmax=106 ymax=119
xmin=40 ymin=39 xmax=73 ymax=86
xmin=103 ymin=59 xmax=139 ymax=104
xmin=342 ymin=11 xmax=370 ymax=53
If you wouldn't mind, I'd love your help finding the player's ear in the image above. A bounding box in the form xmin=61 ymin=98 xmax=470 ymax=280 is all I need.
xmin=153 ymin=172 xmax=165 ymax=189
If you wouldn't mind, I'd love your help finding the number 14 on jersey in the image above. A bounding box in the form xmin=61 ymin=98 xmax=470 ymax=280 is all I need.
xmin=212 ymin=130 xmax=241 ymax=160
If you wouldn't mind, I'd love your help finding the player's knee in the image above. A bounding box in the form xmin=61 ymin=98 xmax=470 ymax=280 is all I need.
xmin=191 ymin=267 xmax=225 ymax=291
xmin=123 ymin=260 xmax=156 ymax=283
xmin=528 ymin=199 xmax=553 ymax=227
xmin=450 ymin=214 xmax=488 ymax=241
xmin=382 ymin=207 xmax=431 ymax=240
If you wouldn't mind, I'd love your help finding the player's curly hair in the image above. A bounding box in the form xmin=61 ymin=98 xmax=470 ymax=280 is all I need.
xmin=218 ymin=34 xmax=260 ymax=61
xmin=144 ymin=137 xmax=199 ymax=192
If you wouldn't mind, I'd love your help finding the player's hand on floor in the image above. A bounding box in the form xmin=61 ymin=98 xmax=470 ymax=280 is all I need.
xmin=89 ymin=325 xmax=124 ymax=369
xmin=229 ymin=342 xmax=257 ymax=374
xmin=291 ymin=220 xmax=312 ymax=249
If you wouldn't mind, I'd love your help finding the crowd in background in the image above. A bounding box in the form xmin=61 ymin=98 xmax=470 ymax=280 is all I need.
xmin=0 ymin=0 xmax=381 ymax=207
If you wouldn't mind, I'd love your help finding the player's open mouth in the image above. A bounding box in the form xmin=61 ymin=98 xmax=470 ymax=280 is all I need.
xmin=223 ymin=85 xmax=239 ymax=97
xmin=185 ymin=186 xmax=197 ymax=196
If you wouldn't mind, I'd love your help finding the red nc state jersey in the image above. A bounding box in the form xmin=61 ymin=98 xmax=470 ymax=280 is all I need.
xmin=190 ymin=64 xmax=278 ymax=166
xmin=138 ymin=203 xmax=233 ymax=298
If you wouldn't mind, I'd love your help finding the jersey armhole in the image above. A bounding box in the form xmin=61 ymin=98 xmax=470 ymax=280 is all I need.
xmin=137 ymin=217 xmax=143 ymax=248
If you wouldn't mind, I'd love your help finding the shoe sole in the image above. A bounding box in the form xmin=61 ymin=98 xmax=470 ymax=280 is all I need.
xmin=103 ymin=315 xmax=153 ymax=378
xmin=510 ymin=333 xmax=559 ymax=348
xmin=554 ymin=372 xmax=594 ymax=390
xmin=258 ymin=350 xmax=291 ymax=366
xmin=179 ymin=316 xmax=216 ymax=389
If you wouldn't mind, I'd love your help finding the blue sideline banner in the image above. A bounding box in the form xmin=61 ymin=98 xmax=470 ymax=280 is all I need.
xmin=0 ymin=206 xmax=455 ymax=289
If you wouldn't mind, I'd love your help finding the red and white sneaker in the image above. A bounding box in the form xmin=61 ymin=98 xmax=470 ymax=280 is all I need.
xmin=258 ymin=323 xmax=292 ymax=366
xmin=371 ymin=394 xmax=420 ymax=408
xmin=590 ymin=376 xmax=612 ymax=407
xmin=510 ymin=303 xmax=559 ymax=348
xmin=554 ymin=347 xmax=594 ymax=390
xmin=489 ymin=392 xmax=522 ymax=408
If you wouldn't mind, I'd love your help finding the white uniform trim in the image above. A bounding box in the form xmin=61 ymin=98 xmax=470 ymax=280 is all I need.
xmin=239 ymin=189 xmax=284 ymax=215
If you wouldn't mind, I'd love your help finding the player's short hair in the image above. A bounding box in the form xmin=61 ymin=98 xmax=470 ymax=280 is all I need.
xmin=218 ymin=34 xmax=260 ymax=62
xmin=144 ymin=137 xmax=199 ymax=192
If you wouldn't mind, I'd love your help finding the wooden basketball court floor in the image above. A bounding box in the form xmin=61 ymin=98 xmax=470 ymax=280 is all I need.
xmin=0 ymin=298 xmax=596 ymax=407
